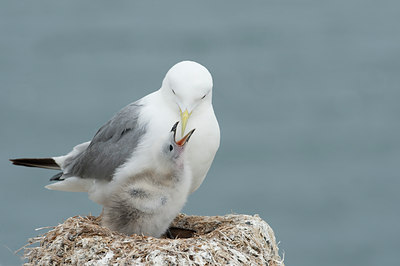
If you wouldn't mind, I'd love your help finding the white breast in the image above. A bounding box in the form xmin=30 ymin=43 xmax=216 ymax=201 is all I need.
xmin=140 ymin=92 xmax=220 ymax=193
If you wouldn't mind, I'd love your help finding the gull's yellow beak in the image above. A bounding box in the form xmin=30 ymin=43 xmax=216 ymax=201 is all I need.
xmin=180 ymin=109 xmax=192 ymax=137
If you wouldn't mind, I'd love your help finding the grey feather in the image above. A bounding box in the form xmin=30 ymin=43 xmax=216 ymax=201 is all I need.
xmin=63 ymin=102 xmax=147 ymax=181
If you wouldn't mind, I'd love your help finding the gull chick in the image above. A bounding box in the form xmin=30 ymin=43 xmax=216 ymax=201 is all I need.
xmin=101 ymin=122 xmax=195 ymax=237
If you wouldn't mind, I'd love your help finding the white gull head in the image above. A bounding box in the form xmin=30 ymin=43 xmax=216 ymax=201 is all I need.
xmin=160 ymin=61 xmax=214 ymax=137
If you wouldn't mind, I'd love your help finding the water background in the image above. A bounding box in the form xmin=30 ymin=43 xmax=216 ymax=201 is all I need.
xmin=1 ymin=1 xmax=399 ymax=265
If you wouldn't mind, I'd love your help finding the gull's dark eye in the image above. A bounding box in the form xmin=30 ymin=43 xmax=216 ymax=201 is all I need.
xmin=169 ymin=145 xmax=173 ymax=151
xmin=201 ymin=94 xmax=206 ymax=99
xmin=172 ymin=89 xmax=176 ymax=95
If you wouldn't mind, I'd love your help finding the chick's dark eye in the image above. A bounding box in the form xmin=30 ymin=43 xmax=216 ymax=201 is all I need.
xmin=172 ymin=89 xmax=176 ymax=95
xmin=169 ymin=145 xmax=173 ymax=151
xmin=201 ymin=94 xmax=206 ymax=99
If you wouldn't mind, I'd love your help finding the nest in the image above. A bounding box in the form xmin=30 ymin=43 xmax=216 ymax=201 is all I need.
xmin=23 ymin=214 xmax=284 ymax=265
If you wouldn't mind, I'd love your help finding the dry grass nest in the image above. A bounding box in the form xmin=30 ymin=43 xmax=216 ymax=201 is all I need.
xmin=23 ymin=213 xmax=284 ymax=265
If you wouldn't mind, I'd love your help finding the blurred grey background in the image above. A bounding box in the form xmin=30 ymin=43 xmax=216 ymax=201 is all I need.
xmin=1 ymin=0 xmax=399 ymax=265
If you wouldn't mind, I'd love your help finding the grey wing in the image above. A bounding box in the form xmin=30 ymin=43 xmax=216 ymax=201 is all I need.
xmin=64 ymin=102 xmax=147 ymax=181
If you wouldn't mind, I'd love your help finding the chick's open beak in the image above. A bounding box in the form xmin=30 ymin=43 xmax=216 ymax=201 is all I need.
xmin=180 ymin=109 xmax=192 ymax=137
xmin=170 ymin=121 xmax=195 ymax=146
xmin=176 ymin=128 xmax=195 ymax=146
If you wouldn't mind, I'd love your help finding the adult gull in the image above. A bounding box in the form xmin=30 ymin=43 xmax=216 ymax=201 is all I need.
xmin=10 ymin=60 xmax=220 ymax=204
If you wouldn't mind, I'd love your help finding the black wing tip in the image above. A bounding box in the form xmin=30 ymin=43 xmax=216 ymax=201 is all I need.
xmin=9 ymin=158 xmax=34 ymax=167
xmin=9 ymin=158 xmax=60 ymax=169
